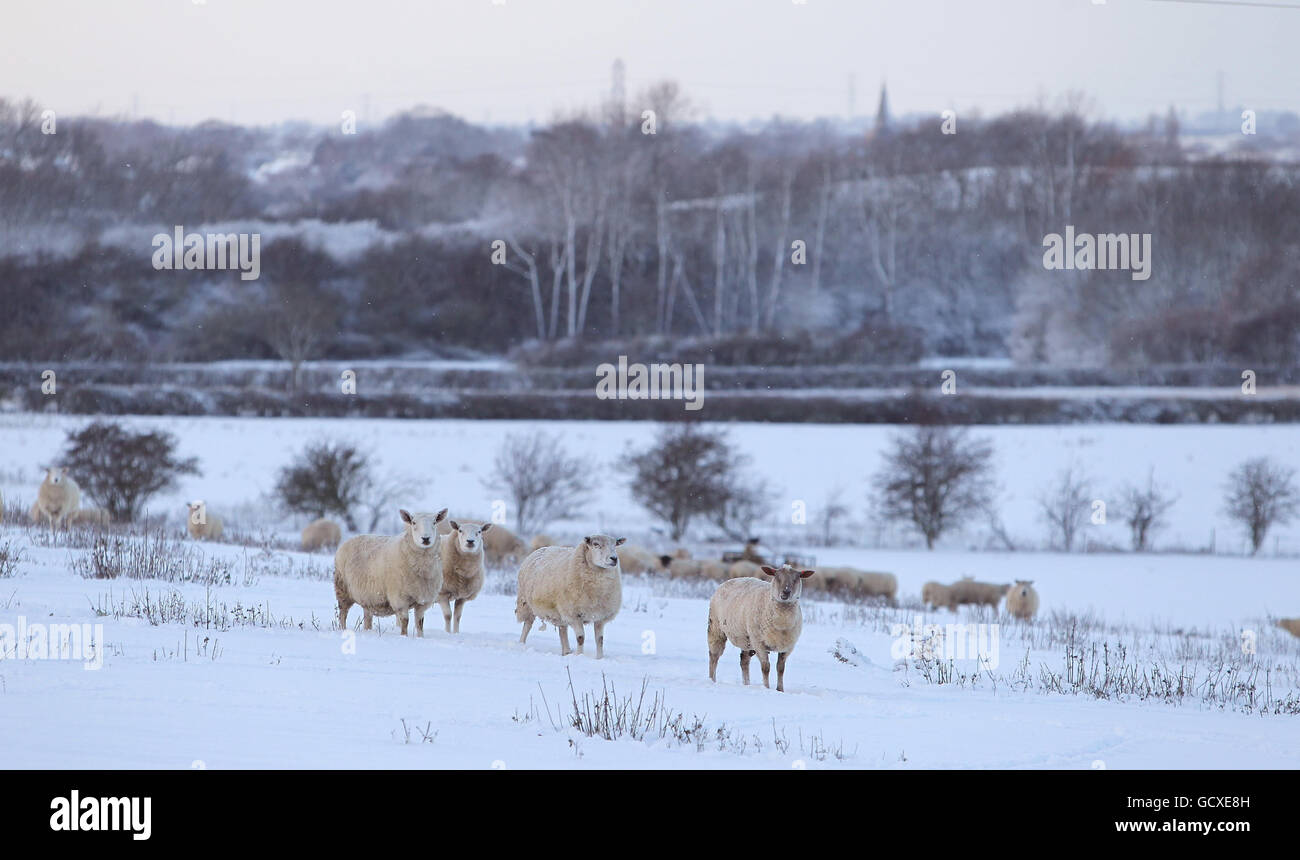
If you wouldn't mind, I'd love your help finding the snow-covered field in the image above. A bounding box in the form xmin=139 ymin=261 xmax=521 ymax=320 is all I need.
xmin=1 ymin=412 xmax=1298 ymax=769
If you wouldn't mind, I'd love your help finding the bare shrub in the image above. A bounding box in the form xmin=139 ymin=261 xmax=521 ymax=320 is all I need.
xmin=1037 ymin=464 xmax=1093 ymax=551
xmin=486 ymin=431 xmax=589 ymax=535
xmin=1223 ymin=457 xmax=1299 ymax=555
xmin=60 ymin=421 xmax=200 ymax=522
xmin=626 ymin=424 xmax=744 ymax=541
xmin=274 ymin=441 xmax=372 ymax=530
xmin=1117 ymin=469 xmax=1178 ymax=551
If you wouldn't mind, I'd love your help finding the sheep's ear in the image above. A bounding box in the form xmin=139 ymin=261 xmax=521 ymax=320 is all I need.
xmin=449 ymin=520 xmax=460 ymax=531
xmin=761 ymin=566 xmax=778 ymax=576
xmin=584 ymin=536 xmax=595 ymax=546
xmin=659 ymin=555 xmax=672 ymax=566
xmin=615 ymin=537 xmax=626 ymax=546
xmin=799 ymin=569 xmax=815 ymax=578
xmin=434 ymin=508 xmax=448 ymax=522
xmin=399 ymin=509 xmax=413 ymax=524
xmin=480 ymin=522 xmax=492 ymax=533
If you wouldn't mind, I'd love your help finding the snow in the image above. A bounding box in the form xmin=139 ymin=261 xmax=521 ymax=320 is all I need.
xmin=1 ymin=412 xmax=1297 ymax=769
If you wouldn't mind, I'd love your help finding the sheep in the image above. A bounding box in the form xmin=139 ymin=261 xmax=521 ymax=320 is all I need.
xmin=1276 ymin=618 xmax=1300 ymax=639
xmin=301 ymin=517 xmax=342 ymax=552
xmin=437 ymin=517 xmax=527 ymax=567
xmin=185 ymin=501 xmax=224 ymax=541
xmin=672 ymin=547 xmax=692 ymax=560
xmin=851 ymin=570 xmax=898 ymax=602
xmin=1004 ymin=580 xmax=1039 ymax=620
xmin=516 ymin=535 xmax=626 ymax=658
xmin=740 ymin=537 xmax=768 ymax=565
xmin=950 ymin=578 xmax=1009 ymax=608
xmin=707 ymin=564 xmax=814 ymax=692
xmin=28 ymin=501 xmax=40 ymax=524
xmin=530 ymin=534 xmax=555 ymax=552
xmin=617 ymin=544 xmax=666 ymax=575
xmin=66 ymin=508 xmax=111 ymax=528
xmin=335 ymin=508 xmax=448 ymax=636
xmin=728 ymin=559 xmax=762 ymax=579
xmin=668 ymin=558 xmax=701 ymax=580
xmin=922 ymin=581 xmax=956 ymax=610
xmin=35 ymin=467 xmax=81 ymax=529
xmin=438 ymin=520 xmax=490 ymax=633
xmin=698 ymin=559 xmax=730 ymax=582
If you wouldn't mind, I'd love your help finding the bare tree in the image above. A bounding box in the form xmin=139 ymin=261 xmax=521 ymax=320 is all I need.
xmin=818 ymin=487 xmax=851 ymax=547
xmin=710 ymin=473 xmax=773 ymax=543
xmin=260 ymin=281 xmax=339 ymax=395
xmin=873 ymin=426 xmax=995 ymax=550
xmin=487 ymin=432 xmax=589 ymax=535
xmin=1038 ymin=465 xmax=1093 ymax=551
xmin=627 ymin=424 xmax=741 ymax=541
xmin=274 ymin=441 xmax=372 ymax=530
xmin=1118 ymin=469 xmax=1178 ymax=551
xmin=1223 ymin=457 xmax=1299 ymax=555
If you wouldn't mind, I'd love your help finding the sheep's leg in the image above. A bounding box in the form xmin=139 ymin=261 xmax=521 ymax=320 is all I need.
xmin=758 ymin=649 xmax=771 ymax=689
xmin=338 ymin=600 xmax=353 ymax=630
xmin=439 ymin=596 xmax=453 ymax=633
xmin=414 ymin=606 xmax=426 ymax=638
xmin=740 ymin=650 xmax=752 ymax=685
xmin=397 ymin=610 xmax=409 ymax=636
xmin=573 ymin=623 xmax=585 ymax=655
xmin=776 ymin=652 xmax=788 ymax=693
xmin=707 ymin=620 xmax=725 ymax=682
xmin=519 ymin=617 xmax=534 ymax=644
xmin=593 ymin=620 xmax=604 ymax=660
xmin=363 ymin=610 xmax=374 ymax=631
xmin=453 ymin=599 xmax=465 ymax=634
xmin=557 ymin=625 xmax=571 ymax=656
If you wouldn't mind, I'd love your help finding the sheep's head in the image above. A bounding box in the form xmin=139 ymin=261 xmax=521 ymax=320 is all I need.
xmin=45 ymin=466 xmax=67 ymax=484
xmin=449 ymin=520 xmax=491 ymax=553
xmin=583 ymin=535 xmax=626 ymax=570
xmin=400 ymin=508 xmax=448 ymax=550
xmin=761 ymin=565 xmax=814 ymax=604
xmin=1011 ymin=580 xmax=1034 ymax=599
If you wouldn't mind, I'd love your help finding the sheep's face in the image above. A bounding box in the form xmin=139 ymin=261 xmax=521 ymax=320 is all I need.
xmin=46 ymin=467 xmax=66 ymax=484
xmin=1011 ymin=580 xmax=1034 ymax=600
xmin=400 ymin=508 xmax=448 ymax=550
xmin=583 ymin=535 xmax=626 ymax=570
xmin=450 ymin=520 xmax=490 ymax=553
xmin=762 ymin=565 xmax=814 ymax=604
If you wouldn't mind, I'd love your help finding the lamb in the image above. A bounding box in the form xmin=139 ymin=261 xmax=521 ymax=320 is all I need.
xmin=950 ymin=578 xmax=1009 ymax=608
xmin=334 ymin=508 xmax=448 ymax=636
xmin=1004 ymin=580 xmax=1039 ymax=620
xmin=516 ymin=535 xmax=626 ymax=658
xmin=728 ymin=559 xmax=762 ymax=579
xmin=185 ymin=502 xmax=224 ymax=541
xmin=922 ymin=581 xmax=956 ymax=610
xmin=438 ymin=520 xmax=490 ymax=633
xmin=707 ymin=564 xmax=814 ymax=692
xmin=1276 ymin=618 xmax=1300 ymax=639
xmin=66 ymin=508 xmax=111 ymax=528
xmin=301 ymin=517 xmax=342 ymax=552
xmin=35 ymin=467 xmax=81 ymax=529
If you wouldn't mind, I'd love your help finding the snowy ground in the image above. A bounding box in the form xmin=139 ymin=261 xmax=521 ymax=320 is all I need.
xmin=1 ymin=412 xmax=1297 ymax=769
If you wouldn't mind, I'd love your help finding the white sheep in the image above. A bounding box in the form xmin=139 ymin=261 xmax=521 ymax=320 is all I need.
xmin=616 ymin=544 xmax=665 ymax=575
xmin=530 ymin=534 xmax=555 ymax=552
xmin=922 ymin=581 xmax=956 ymax=610
xmin=35 ymin=467 xmax=81 ymax=529
xmin=185 ymin=501 xmax=224 ymax=541
xmin=728 ymin=559 xmax=762 ymax=579
xmin=438 ymin=520 xmax=490 ymax=633
xmin=1004 ymin=580 xmax=1039 ymax=620
xmin=437 ymin=517 xmax=527 ymax=567
xmin=66 ymin=507 xmax=111 ymax=528
xmin=698 ymin=559 xmax=729 ymax=582
xmin=950 ymin=578 xmax=1009 ymax=608
xmin=668 ymin=557 xmax=702 ymax=580
xmin=707 ymin=564 xmax=814 ymax=692
xmin=301 ymin=517 xmax=342 ymax=552
xmin=516 ymin=535 xmax=625 ymax=658
xmin=334 ymin=508 xmax=448 ymax=636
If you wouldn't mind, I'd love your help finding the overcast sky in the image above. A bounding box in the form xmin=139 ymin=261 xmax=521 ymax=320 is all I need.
xmin=4 ymin=0 xmax=1298 ymax=127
